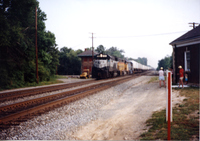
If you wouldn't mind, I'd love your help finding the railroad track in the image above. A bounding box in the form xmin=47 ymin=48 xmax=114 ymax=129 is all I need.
xmin=0 ymin=72 xmax=150 ymax=129
xmin=0 ymin=79 xmax=95 ymax=102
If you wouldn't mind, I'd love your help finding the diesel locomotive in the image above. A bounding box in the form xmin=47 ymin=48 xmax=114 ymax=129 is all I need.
xmin=92 ymin=53 xmax=118 ymax=79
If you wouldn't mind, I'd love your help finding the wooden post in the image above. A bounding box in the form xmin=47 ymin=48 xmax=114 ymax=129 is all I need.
xmin=35 ymin=6 xmax=39 ymax=84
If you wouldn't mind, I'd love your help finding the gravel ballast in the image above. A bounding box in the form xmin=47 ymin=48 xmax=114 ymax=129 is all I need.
xmin=0 ymin=76 xmax=169 ymax=140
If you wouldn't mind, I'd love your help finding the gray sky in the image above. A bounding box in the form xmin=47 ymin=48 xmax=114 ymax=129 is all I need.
xmin=38 ymin=0 xmax=200 ymax=68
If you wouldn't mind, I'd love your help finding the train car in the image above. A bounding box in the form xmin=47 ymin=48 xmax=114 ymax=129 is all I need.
xmin=92 ymin=53 xmax=151 ymax=79
xmin=138 ymin=63 xmax=143 ymax=72
xmin=129 ymin=60 xmax=150 ymax=73
xmin=117 ymin=59 xmax=131 ymax=75
xmin=117 ymin=59 xmax=126 ymax=75
xmin=126 ymin=61 xmax=133 ymax=74
xmin=130 ymin=60 xmax=138 ymax=72
xmin=92 ymin=53 xmax=118 ymax=79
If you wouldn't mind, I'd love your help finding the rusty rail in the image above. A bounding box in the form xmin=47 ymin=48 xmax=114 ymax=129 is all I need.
xmin=0 ymin=76 xmax=134 ymax=126
xmin=0 ymin=80 xmax=95 ymax=102
xmin=0 ymin=71 xmax=153 ymax=128
xmin=0 ymin=79 xmax=119 ymax=117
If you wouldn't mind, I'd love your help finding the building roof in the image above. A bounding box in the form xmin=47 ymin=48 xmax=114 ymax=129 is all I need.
xmin=170 ymin=24 xmax=200 ymax=47
xmin=77 ymin=49 xmax=98 ymax=57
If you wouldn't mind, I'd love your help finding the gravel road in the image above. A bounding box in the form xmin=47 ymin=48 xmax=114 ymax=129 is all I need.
xmin=0 ymin=75 xmax=184 ymax=140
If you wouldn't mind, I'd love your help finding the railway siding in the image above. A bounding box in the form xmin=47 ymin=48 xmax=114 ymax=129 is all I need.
xmin=0 ymin=75 xmax=138 ymax=127
xmin=0 ymin=79 xmax=95 ymax=102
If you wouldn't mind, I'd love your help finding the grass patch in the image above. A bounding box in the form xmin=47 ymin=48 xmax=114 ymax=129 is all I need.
xmin=55 ymin=75 xmax=68 ymax=79
xmin=24 ymin=75 xmax=64 ymax=87
xmin=0 ymin=75 xmax=64 ymax=91
xmin=148 ymin=76 xmax=159 ymax=83
xmin=140 ymin=87 xmax=199 ymax=140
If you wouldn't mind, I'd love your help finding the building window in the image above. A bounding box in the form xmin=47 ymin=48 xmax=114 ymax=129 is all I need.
xmin=184 ymin=51 xmax=190 ymax=71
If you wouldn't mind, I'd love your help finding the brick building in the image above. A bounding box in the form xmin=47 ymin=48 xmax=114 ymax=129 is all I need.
xmin=77 ymin=49 xmax=98 ymax=75
xmin=170 ymin=25 xmax=200 ymax=84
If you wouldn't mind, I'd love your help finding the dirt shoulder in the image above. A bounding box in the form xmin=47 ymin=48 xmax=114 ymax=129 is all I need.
xmin=71 ymin=76 xmax=185 ymax=140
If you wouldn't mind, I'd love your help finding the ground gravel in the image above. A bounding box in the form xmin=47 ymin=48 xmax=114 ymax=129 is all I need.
xmin=0 ymin=76 xmax=148 ymax=140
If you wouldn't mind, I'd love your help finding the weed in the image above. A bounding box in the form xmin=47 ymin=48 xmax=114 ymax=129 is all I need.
xmin=0 ymin=75 xmax=64 ymax=91
xmin=140 ymin=88 xmax=199 ymax=140
xmin=179 ymin=104 xmax=185 ymax=107
xmin=148 ymin=76 xmax=159 ymax=83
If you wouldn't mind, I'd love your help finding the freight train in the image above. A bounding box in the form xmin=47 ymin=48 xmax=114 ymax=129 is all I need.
xmin=92 ymin=53 xmax=152 ymax=79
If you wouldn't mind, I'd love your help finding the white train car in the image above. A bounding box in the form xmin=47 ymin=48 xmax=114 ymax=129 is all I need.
xmin=129 ymin=60 xmax=150 ymax=72
xmin=143 ymin=65 xmax=148 ymax=70
xmin=138 ymin=63 xmax=143 ymax=71
xmin=126 ymin=61 xmax=133 ymax=74
xmin=130 ymin=60 xmax=138 ymax=71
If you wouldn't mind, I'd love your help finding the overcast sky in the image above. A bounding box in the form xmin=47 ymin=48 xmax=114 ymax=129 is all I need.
xmin=38 ymin=0 xmax=200 ymax=68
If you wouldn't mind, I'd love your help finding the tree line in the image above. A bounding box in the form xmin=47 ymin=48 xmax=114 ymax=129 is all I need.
xmin=0 ymin=0 xmax=59 ymax=89
xmin=0 ymin=0 xmax=150 ymax=89
xmin=57 ymin=47 xmax=82 ymax=75
xmin=157 ymin=55 xmax=172 ymax=70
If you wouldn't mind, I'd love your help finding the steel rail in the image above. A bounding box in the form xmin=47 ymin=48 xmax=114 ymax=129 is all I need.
xmin=0 ymin=75 xmax=135 ymax=126
xmin=0 ymin=76 xmax=132 ymax=118
xmin=0 ymin=80 xmax=95 ymax=102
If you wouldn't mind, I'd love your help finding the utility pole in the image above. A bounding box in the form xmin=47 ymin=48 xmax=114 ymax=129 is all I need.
xmin=92 ymin=33 xmax=94 ymax=60
xmin=35 ymin=6 xmax=39 ymax=84
xmin=189 ymin=22 xmax=199 ymax=29
xmin=89 ymin=32 xmax=95 ymax=77
xmin=89 ymin=33 xmax=95 ymax=61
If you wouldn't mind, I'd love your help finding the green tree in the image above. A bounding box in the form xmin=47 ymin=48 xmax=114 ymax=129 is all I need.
xmin=127 ymin=57 xmax=148 ymax=65
xmin=95 ymin=45 xmax=106 ymax=53
xmin=137 ymin=57 xmax=147 ymax=65
xmin=0 ymin=0 xmax=59 ymax=89
xmin=76 ymin=49 xmax=83 ymax=55
xmin=105 ymin=47 xmax=125 ymax=58
xmin=58 ymin=47 xmax=82 ymax=75
xmin=0 ymin=0 xmax=38 ymax=88
xmin=157 ymin=55 xmax=172 ymax=70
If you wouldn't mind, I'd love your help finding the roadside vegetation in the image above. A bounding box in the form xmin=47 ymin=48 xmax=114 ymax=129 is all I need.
xmin=157 ymin=55 xmax=172 ymax=70
xmin=148 ymin=76 xmax=159 ymax=83
xmin=140 ymin=87 xmax=199 ymax=140
xmin=25 ymin=75 xmax=64 ymax=87
xmin=0 ymin=0 xmax=59 ymax=90
xmin=0 ymin=75 xmax=63 ymax=91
